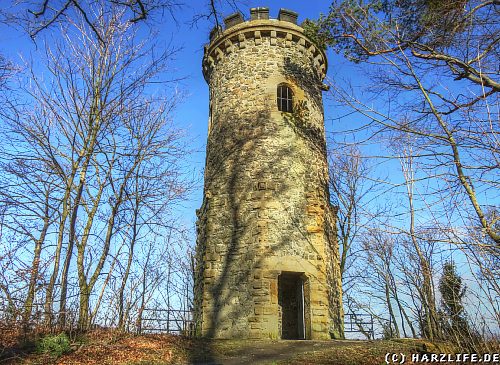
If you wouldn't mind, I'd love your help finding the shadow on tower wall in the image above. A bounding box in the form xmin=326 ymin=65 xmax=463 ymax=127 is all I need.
xmin=188 ymin=56 xmax=343 ymax=363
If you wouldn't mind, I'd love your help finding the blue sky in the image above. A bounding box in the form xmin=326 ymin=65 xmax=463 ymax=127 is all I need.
xmin=1 ymin=0 xmax=489 ymax=253
xmin=0 ymin=1 xmax=370 ymax=258
xmin=1 ymin=0 xmax=498 ymax=334
xmin=167 ymin=2 xmax=360 ymax=227
xmin=133 ymin=1 xmax=353 ymax=228
xmin=0 ymin=0 xmax=353 ymax=238
xmin=0 ymin=0 xmax=441 ymax=240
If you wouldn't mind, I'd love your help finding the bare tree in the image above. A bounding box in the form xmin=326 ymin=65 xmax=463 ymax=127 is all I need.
xmin=308 ymin=0 xmax=499 ymax=247
xmin=190 ymin=0 xmax=244 ymax=30
xmin=328 ymin=144 xmax=386 ymax=287
xmin=0 ymin=54 xmax=15 ymax=91
xmin=0 ymin=104 xmax=62 ymax=328
xmin=0 ymin=4 xmax=190 ymax=332
xmin=9 ymin=0 xmax=180 ymax=42
xmin=398 ymin=142 xmax=442 ymax=340
xmin=361 ymin=229 xmax=401 ymax=338
xmin=307 ymin=1 xmax=498 ymax=343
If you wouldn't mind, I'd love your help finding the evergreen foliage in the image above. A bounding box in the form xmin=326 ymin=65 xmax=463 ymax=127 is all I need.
xmin=35 ymin=333 xmax=71 ymax=357
xmin=438 ymin=261 xmax=475 ymax=348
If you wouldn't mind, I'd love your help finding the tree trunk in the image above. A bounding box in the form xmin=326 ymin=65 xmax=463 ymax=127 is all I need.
xmin=118 ymin=189 xmax=140 ymax=330
xmin=78 ymin=285 xmax=90 ymax=331
xmin=392 ymin=282 xmax=417 ymax=338
xmin=58 ymin=180 xmax=85 ymax=328
xmin=44 ymin=189 xmax=72 ymax=327
xmin=384 ymin=278 xmax=400 ymax=338
xmin=22 ymin=204 xmax=50 ymax=329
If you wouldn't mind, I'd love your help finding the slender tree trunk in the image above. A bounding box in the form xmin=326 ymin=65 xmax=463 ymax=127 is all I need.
xmin=78 ymin=165 xmax=136 ymax=330
xmin=118 ymin=235 xmax=138 ymax=330
xmin=384 ymin=277 xmax=400 ymax=338
xmin=392 ymin=283 xmax=417 ymax=338
xmin=61 ymin=98 xmax=103 ymax=328
xmin=401 ymin=150 xmax=441 ymax=340
xmin=136 ymin=278 xmax=147 ymax=335
xmin=119 ymin=184 xmax=140 ymax=330
xmin=44 ymin=188 xmax=72 ymax=327
xmin=90 ymin=250 xmax=119 ymax=327
xmin=23 ymin=196 xmax=50 ymax=328
xmin=59 ymin=180 xmax=85 ymax=328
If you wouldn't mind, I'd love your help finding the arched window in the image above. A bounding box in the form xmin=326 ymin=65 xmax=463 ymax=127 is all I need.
xmin=277 ymin=84 xmax=293 ymax=112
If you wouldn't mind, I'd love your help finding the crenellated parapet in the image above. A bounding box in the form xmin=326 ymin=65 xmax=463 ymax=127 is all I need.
xmin=195 ymin=6 xmax=343 ymax=340
xmin=202 ymin=8 xmax=327 ymax=83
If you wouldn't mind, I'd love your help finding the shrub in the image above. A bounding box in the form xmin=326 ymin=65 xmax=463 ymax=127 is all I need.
xmin=35 ymin=333 xmax=71 ymax=357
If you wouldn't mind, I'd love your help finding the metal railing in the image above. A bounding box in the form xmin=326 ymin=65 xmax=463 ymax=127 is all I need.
xmin=139 ymin=308 xmax=194 ymax=336
xmin=0 ymin=302 xmax=196 ymax=337
xmin=344 ymin=313 xmax=375 ymax=339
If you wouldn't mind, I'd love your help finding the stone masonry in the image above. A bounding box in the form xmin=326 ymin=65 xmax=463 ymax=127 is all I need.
xmin=194 ymin=7 xmax=344 ymax=340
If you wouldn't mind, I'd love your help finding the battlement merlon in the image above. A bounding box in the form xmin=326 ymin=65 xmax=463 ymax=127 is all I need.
xmin=202 ymin=8 xmax=328 ymax=83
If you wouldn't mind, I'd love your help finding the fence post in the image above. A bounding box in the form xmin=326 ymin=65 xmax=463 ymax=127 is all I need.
xmin=166 ymin=309 xmax=170 ymax=333
xmin=371 ymin=314 xmax=374 ymax=339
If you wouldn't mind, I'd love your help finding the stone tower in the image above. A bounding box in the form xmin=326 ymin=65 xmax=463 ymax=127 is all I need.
xmin=194 ymin=7 xmax=343 ymax=340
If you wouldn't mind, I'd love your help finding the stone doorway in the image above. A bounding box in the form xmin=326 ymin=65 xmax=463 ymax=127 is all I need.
xmin=278 ymin=272 xmax=308 ymax=339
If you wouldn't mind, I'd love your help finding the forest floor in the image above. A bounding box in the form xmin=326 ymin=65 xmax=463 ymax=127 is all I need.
xmin=1 ymin=328 xmax=459 ymax=365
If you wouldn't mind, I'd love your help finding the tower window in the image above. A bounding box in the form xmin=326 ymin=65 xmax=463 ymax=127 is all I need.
xmin=277 ymin=85 xmax=293 ymax=112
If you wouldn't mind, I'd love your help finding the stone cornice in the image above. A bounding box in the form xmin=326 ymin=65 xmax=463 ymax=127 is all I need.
xmin=202 ymin=19 xmax=328 ymax=83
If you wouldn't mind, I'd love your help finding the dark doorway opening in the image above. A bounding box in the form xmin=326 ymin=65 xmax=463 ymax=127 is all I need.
xmin=278 ymin=272 xmax=305 ymax=339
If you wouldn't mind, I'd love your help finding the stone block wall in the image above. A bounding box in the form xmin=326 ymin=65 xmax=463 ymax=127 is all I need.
xmin=194 ymin=8 xmax=343 ymax=339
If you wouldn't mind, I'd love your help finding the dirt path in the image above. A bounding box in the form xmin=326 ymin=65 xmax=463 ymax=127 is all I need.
xmin=191 ymin=339 xmax=360 ymax=365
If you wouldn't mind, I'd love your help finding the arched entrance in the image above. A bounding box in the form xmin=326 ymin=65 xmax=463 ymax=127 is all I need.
xmin=278 ymin=272 xmax=309 ymax=339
